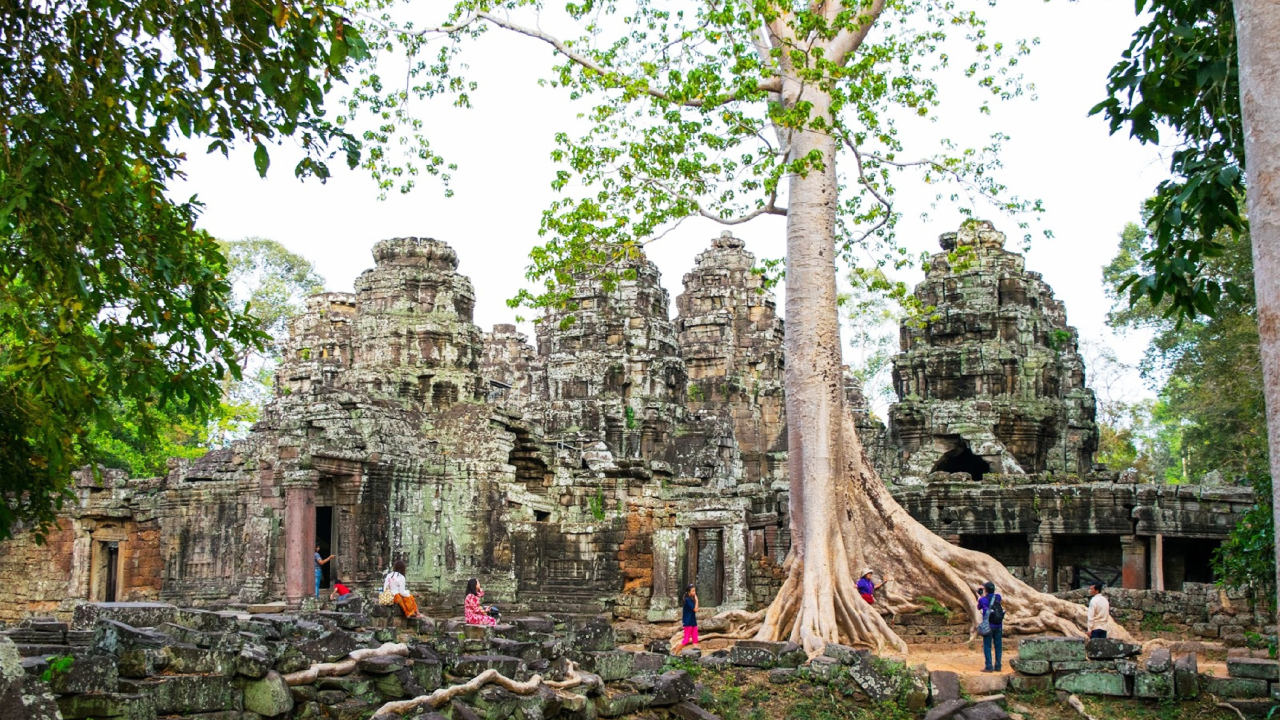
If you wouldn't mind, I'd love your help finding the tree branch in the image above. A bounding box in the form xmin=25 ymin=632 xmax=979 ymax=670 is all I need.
xmin=454 ymin=12 xmax=781 ymax=107
xmin=639 ymin=176 xmax=787 ymax=224
xmin=830 ymin=0 xmax=888 ymax=64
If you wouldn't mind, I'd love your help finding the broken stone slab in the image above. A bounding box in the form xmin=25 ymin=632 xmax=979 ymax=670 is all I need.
xmin=0 ymin=637 xmax=62 ymax=720
xmin=93 ymin=619 xmax=174 ymax=655
xmin=1008 ymin=657 xmax=1049 ymax=676
xmin=802 ymin=656 xmax=843 ymax=684
xmin=47 ymin=653 xmax=118 ymax=695
xmin=1016 ymin=637 xmax=1087 ymax=663
xmin=134 ymin=674 xmax=242 ymax=714
xmin=930 ymin=669 xmax=961 ymax=703
xmin=1134 ymin=669 xmax=1174 ymax=699
xmin=1174 ymin=654 xmax=1200 ymax=700
xmin=55 ymin=692 xmax=156 ymax=720
xmin=822 ymin=642 xmax=862 ymax=665
xmin=957 ymin=701 xmax=1011 ymax=720
xmin=173 ymin=608 xmax=240 ymax=633
xmin=311 ymin=610 xmax=367 ymax=631
xmin=490 ymin=637 xmax=540 ymax=663
xmin=698 ymin=655 xmax=730 ymax=671
xmin=1054 ymin=669 xmax=1129 ymax=697
xmin=512 ymin=617 xmax=556 ymax=634
xmin=244 ymin=670 xmax=294 ymax=716
xmin=294 ymin=629 xmax=361 ymax=663
xmin=649 ymin=669 xmax=694 ymax=706
xmin=768 ymin=668 xmax=795 ymax=684
xmin=74 ymin=602 xmax=180 ymax=631
xmin=453 ymin=654 xmax=524 ymax=679
xmin=246 ymin=602 xmax=287 ymax=614
xmin=631 ymin=651 xmax=667 ymax=675
xmin=1202 ymin=675 xmax=1271 ymax=698
xmin=924 ymin=698 xmax=968 ymax=720
xmin=1228 ymin=657 xmax=1280 ymax=681
xmin=593 ymin=688 xmax=653 ymax=717
xmin=727 ymin=641 xmax=784 ymax=668
xmin=1145 ymin=648 xmax=1172 ymax=674
xmin=670 ymin=700 xmax=721 ymax=720
xmin=1085 ymin=637 xmax=1141 ymax=660
xmin=357 ymin=655 xmax=406 ymax=674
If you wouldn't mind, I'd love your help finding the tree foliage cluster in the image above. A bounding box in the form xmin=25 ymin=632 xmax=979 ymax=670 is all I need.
xmin=1093 ymin=0 xmax=1245 ymax=319
xmin=0 ymin=0 xmax=364 ymax=538
xmin=1100 ymin=219 xmax=1272 ymax=593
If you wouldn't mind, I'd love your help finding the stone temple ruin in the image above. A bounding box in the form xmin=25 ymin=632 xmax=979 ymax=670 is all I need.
xmin=0 ymin=221 xmax=1259 ymax=634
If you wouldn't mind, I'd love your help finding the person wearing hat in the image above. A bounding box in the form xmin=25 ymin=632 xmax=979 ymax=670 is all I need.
xmin=857 ymin=568 xmax=889 ymax=604
xmin=977 ymin=581 xmax=1004 ymax=672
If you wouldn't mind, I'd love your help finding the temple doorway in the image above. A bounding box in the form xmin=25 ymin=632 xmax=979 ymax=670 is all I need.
xmin=686 ymin=527 xmax=724 ymax=607
xmin=316 ymin=506 xmax=334 ymax=590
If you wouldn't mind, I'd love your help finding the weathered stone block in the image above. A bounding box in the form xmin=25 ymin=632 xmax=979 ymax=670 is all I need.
xmin=728 ymin=641 xmax=782 ymax=668
xmin=649 ymin=669 xmax=693 ymax=706
xmin=48 ymin=653 xmax=118 ymax=695
xmin=571 ymin=618 xmax=616 ymax=652
xmin=767 ymin=668 xmax=795 ymax=684
xmin=1017 ymin=637 xmax=1086 ymax=663
xmin=453 ymin=654 xmax=523 ymax=679
xmin=135 ymin=675 xmax=242 ymax=714
xmin=74 ymin=603 xmax=179 ymax=631
xmin=1203 ymin=676 xmax=1270 ymax=698
xmin=295 ymin=630 xmax=360 ymax=663
xmin=802 ymin=656 xmax=842 ymax=683
xmin=1009 ymin=657 xmax=1049 ymax=675
xmin=822 ymin=643 xmax=862 ymax=665
xmin=931 ymin=669 xmax=961 ymax=702
xmin=244 ymin=671 xmax=294 ymax=716
xmin=357 ymin=655 xmax=406 ymax=675
xmin=1145 ymin=648 xmax=1172 ymax=674
xmin=1054 ymin=670 xmax=1129 ymax=697
xmin=1085 ymin=637 xmax=1140 ymax=660
xmin=237 ymin=644 xmax=272 ymax=679
xmin=957 ymin=701 xmax=1011 ymax=720
xmin=1008 ymin=674 xmax=1053 ymax=693
xmin=631 ymin=651 xmax=666 ymax=675
xmin=594 ymin=689 xmax=651 ymax=717
xmin=56 ymin=692 xmax=156 ymax=720
xmin=1174 ymin=653 xmax=1199 ymax=698
xmin=162 ymin=644 xmax=237 ymax=675
xmin=1229 ymin=658 xmax=1280 ymax=681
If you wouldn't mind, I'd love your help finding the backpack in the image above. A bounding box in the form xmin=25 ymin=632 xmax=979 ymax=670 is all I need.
xmin=989 ymin=597 xmax=1005 ymax=625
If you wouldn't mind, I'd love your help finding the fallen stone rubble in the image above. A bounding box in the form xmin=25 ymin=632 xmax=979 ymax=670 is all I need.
xmin=6 ymin=601 xmax=1277 ymax=719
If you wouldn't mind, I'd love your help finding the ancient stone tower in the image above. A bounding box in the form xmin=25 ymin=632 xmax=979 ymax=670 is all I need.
xmin=889 ymin=221 xmax=1099 ymax=480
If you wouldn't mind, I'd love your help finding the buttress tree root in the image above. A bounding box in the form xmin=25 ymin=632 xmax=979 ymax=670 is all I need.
xmin=739 ymin=412 xmax=1129 ymax=656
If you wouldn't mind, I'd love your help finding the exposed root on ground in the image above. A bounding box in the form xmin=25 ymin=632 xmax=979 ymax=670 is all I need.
xmin=375 ymin=661 xmax=582 ymax=716
xmin=697 ymin=412 xmax=1129 ymax=657
xmin=1067 ymin=694 xmax=1099 ymax=720
xmin=283 ymin=642 xmax=409 ymax=686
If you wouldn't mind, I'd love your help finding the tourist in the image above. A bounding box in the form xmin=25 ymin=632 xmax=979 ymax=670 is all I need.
xmin=464 ymin=578 xmax=499 ymax=626
xmin=977 ymin=581 xmax=1004 ymax=672
xmin=329 ymin=577 xmax=352 ymax=602
xmin=1087 ymin=582 xmax=1110 ymax=638
xmin=673 ymin=584 xmax=700 ymax=655
xmin=384 ymin=560 xmax=427 ymax=620
xmin=857 ymin=568 xmax=889 ymax=604
xmin=314 ymin=545 xmax=334 ymax=598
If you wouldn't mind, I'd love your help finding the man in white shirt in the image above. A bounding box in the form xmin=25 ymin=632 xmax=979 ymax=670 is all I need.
xmin=1087 ymin=582 xmax=1111 ymax=638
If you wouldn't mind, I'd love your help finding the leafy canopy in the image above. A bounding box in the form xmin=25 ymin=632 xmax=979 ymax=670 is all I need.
xmin=1092 ymin=0 xmax=1245 ymax=320
xmin=0 ymin=0 xmax=369 ymax=538
xmin=346 ymin=0 xmax=1042 ymax=317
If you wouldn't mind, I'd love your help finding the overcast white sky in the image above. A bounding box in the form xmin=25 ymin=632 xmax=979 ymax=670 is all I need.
xmin=175 ymin=0 xmax=1167 ymax=400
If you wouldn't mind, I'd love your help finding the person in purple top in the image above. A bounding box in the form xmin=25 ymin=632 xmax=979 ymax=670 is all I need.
xmin=857 ymin=568 xmax=889 ymax=604
xmin=976 ymin=580 xmax=1004 ymax=672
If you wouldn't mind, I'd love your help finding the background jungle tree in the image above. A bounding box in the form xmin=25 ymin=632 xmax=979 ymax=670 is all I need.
xmin=0 ymin=0 xmax=370 ymax=539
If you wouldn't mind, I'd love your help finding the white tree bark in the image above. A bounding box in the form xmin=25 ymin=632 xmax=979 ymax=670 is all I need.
xmin=1232 ymin=0 xmax=1280 ymax=626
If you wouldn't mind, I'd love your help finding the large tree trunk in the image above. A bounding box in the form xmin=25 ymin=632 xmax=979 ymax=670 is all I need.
xmin=748 ymin=74 xmax=1121 ymax=658
xmin=1232 ymin=0 xmax=1280 ymax=629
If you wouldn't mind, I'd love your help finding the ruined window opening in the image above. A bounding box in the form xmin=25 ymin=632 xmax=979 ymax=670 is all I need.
xmin=534 ymin=510 xmax=551 ymax=522
xmin=931 ymin=439 xmax=991 ymax=482
xmin=685 ymin=528 xmax=724 ymax=607
xmin=1055 ymin=534 xmax=1122 ymax=590
xmin=1162 ymin=537 xmax=1219 ymax=589
xmin=959 ymin=534 xmax=1029 ymax=567
xmin=316 ymin=506 xmax=334 ymax=590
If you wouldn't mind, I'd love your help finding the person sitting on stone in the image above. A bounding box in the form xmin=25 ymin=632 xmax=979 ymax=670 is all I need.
xmin=384 ymin=560 xmax=426 ymax=620
xmin=1087 ymin=582 xmax=1110 ymax=639
xmin=464 ymin=578 xmax=498 ymax=626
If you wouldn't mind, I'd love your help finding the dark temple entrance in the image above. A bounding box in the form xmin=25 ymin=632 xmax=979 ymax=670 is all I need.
xmin=686 ymin=528 xmax=724 ymax=607
xmin=932 ymin=439 xmax=992 ymax=482
xmin=316 ymin=506 xmax=333 ymax=590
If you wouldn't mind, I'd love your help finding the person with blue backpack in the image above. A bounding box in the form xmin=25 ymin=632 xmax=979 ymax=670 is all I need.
xmin=976 ymin=580 xmax=1005 ymax=672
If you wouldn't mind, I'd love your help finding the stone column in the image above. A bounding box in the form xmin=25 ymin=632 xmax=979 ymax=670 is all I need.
xmin=1152 ymin=534 xmax=1165 ymax=591
xmin=1121 ymin=534 xmax=1148 ymax=590
xmin=284 ymin=483 xmax=317 ymax=606
xmin=1028 ymin=532 xmax=1054 ymax=593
